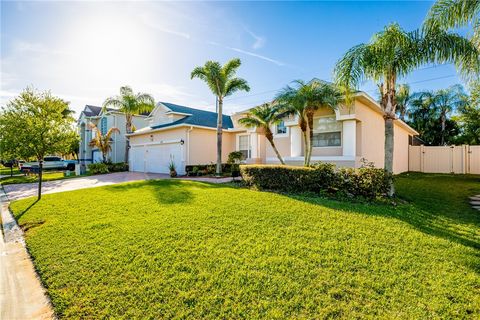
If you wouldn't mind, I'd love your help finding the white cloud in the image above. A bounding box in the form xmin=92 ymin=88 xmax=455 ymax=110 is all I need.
xmin=207 ymin=41 xmax=285 ymax=66
xmin=139 ymin=13 xmax=191 ymax=39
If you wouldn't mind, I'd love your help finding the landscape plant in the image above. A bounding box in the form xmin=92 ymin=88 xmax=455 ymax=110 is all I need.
xmin=0 ymin=87 xmax=76 ymax=199
xmin=88 ymin=123 xmax=120 ymax=163
xmin=334 ymin=23 xmax=479 ymax=196
xmin=191 ymin=58 xmax=250 ymax=176
xmin=238 ymin=103 xmax=287 ymax=164
xmin=276 ymin=80 xmax=343 ymax=166
xmin=103 ymin=86 xmax=155 ymax=163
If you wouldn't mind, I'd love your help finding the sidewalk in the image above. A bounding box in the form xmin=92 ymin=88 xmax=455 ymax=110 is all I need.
xmin=0 ymin=188 xmax=54 ymax=320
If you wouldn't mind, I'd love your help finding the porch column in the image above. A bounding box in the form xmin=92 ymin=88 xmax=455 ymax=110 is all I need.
xmin=290 ymin=126 xmax=302 ymax=157
xmin=342 ymin=120 xmax=356 ymax=157
xmin=250 ymin=132 xmax=258 ymax=158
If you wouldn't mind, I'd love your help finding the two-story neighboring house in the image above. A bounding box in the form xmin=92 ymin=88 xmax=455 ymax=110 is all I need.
xmin=126 ymin=90 xmax=418 ymax=175
xmin=77 ymin=105 xmax=149 ymax=164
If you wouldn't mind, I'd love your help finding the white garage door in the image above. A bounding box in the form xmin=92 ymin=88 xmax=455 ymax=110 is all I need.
xmin=130 ymin=146 xmax=145 ymax=172
xmin=131 ymin=143 xmax=184 ymax=174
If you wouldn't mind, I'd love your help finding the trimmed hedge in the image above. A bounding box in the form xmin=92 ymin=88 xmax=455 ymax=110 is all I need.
xmin=240 ymin=164 xmax=392 ymax=199
xmin=185 ymin=163 xmax=234 ymax=176
xmin=88 ymin=162 xmax=129 ymax=175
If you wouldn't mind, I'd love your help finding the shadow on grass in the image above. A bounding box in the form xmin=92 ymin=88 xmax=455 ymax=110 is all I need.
xmin=284 ymin=173 xmax=480 ymax=251
xmin=15 ymin=198 xmax=39 ymax=220
xmin=104 ymin=179 xmax=226 ymax=205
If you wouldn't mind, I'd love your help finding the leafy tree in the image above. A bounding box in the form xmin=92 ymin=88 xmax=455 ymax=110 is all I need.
xmin=103 ymin=86 xmax=155 ymax=163
xmin=395 ymin=84 xmax=411 ymax=121
xmin=276 ymin=80 xmax=343 ymax=166
xmin=424 ymin=0 xmax=480 ymax=48
xmin=88 ymin=123 xmax=120 ymax=163
xmin=238 ymin=103 xmax=287 ymax=165
xmin=191 ymin=58 xmax=250 ymax=175
xmin=453 ymin=81 xmax=480 ymax=144
xmin=63 ymin=129 xmax=80 ymax=160
xmin=334 ymin=23 xmax=479 ymax=196
xmin=0 ymin=87 xmax=75 ymax=199
xmin=413 ymin=85 xmax=467 ymax=145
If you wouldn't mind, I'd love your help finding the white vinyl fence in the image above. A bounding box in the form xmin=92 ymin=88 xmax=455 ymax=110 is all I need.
xmin=409 ymin=145 xmax=480 ymax=174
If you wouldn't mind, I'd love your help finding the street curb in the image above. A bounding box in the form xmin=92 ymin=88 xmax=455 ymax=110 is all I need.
xmin=0 ymin=187 xmax=56 ymax=319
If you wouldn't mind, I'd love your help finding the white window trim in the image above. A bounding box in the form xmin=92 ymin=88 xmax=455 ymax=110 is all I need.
xmin=236 ymin=133 xmax=251 ymax=159
xmin=273 ymin=121 xmax=289 ymax=137
xmin=312 ymin=115 xmax=342 ymax=148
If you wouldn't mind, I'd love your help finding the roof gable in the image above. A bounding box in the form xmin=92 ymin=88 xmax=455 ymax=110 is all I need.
xmin=150 ymin=102 xmax=233 ymax=130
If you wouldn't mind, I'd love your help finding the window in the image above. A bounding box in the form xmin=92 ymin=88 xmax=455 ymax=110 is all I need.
xmin=276 ymin=120 xmax=287 ymax=135
xmin=312 ymin=116 xmax=342 ymax=147
xmin=100 ymin=117 xmax=108 ymax=135
xmin=238 ymin=135 xmax=250 ymax=159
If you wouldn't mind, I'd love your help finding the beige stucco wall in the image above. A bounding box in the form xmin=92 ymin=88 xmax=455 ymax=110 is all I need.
xmin=187 ymin=128 xmax=236 ymax=165
xmin=353 ymin=100 xmax=412 ymax=173
xmin=354 ymin=101 xmax=385 ymax=168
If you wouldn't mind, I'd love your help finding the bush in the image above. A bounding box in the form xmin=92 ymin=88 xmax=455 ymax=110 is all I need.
xmin=107 ymin=162 xmax=129 ymax=172
xmin=185 ymin=163 xmax=233 ymax=176
xmin=88 ymin=163 xmax=109 ymax=175
xmin=240 ymin=164 xmax=391 ymax=199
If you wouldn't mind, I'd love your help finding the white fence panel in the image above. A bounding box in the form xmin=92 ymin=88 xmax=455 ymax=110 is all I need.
xmin=468 ymin=146 xmax=480 ymax=174
xmin=409 ymin=145 xmax=478 ymax=174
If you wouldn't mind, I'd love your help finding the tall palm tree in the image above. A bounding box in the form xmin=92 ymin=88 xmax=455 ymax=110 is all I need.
xmin=238 ymin=103 xmax=287 ymax=165
xmin=89 ymin=123 xmax=120 ymax=163
xmin=191 ymin=58 xmax=250 ymax=176
xmin=334 ymin=23 xmax=479 ymax=196
xmin=395 ymin=84 xmax=411 ymax=121
xmin=424 ymin=0 xmax=480 ymax=48
xmin=103 ymin=86 xmax=155 ymax=163
xmin=276 ymin=80 xmax=343 ymax=166
xmin=415 ymin=85 xmax=467 ymax=145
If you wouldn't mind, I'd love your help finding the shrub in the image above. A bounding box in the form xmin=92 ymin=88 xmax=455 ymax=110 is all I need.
xmin=227 ymin=151 xmax=245 ymax=164
xmin=240 ymin=164 xmax=391 ymax=199
xmin=185 ymin=163 xmax=233 ymax=175
xmin=106 ymin=162 xmax=129 ymax=172
xmin=88 ymin=163 xmax=109 ymax=175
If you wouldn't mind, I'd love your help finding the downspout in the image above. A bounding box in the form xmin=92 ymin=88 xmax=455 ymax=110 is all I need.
xmin=187 ymin=126 xmax=193 ymax=165
xmin=114 ymin=115 xmax=117 ymax=163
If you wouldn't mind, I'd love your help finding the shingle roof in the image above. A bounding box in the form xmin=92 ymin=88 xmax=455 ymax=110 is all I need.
xmin=150 ymin=102 xmax=234 ymax=130
xmin=81 ymin=105 xmax=150 ymax=117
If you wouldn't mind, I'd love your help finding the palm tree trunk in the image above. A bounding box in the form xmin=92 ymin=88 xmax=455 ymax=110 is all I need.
xmin=441 ymin=113 xmax=446 ymax=145
xmin=306 ymin=110 xmax=315 ymax=166
xmin=266 ymin=130 xmax=285 ymax=165
xmin=125 ymin=114 xmax=132 ymax=164
xmin=302 ymin=130 xmax=308 ymax=166
xmin=384 ymin=117 xmax=395 ymax=196
xmin=216 ymin=98 xmax=223 ymax=176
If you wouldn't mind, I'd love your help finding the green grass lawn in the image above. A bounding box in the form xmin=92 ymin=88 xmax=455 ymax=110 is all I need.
xmin=0 ymin=171 xmax=90 ymax=185
xmin=10 ymin=173 xmax=480 ymax=319
xmin=0 ymin=166 xmax=20 ymax=175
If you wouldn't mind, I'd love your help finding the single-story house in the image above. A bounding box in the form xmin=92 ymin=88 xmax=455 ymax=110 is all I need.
xmin=78 ymin=105 xmax=149 ymax=164
xmin=127 ymin=91 xmax=418 ymax=175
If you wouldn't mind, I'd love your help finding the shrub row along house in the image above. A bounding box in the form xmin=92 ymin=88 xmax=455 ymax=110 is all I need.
xmin=78 ymin=85 xmax=418 ymax=175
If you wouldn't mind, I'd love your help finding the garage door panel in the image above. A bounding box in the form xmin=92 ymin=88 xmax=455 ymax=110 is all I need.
xmin=134 ymin=143 xmax=183 ymax=174
xmin=130 ymin=146 xmax=145 ymax=172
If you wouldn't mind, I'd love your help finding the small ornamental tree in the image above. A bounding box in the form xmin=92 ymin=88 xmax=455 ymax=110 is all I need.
xmin=0 ymin=87 xmax=75 ymax=199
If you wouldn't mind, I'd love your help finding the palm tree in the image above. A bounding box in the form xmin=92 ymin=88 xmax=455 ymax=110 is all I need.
xmin=238 ymin=103 xmax=287 ymax=165
xmin=88 ymin=123 xmax=120 ymax=163
xmin=424 ymin=0 xmax=479 ymax=48
xmin=334 ymin=23 xmax=479 ymax=196
xmin=276 ymin=80 xmax=343 ymax=166
xmin=103 ymin=86 xmax=155 ymax=163
xmin=191 ymin=58 xmax=250 ymax=176
xmin=395 ymin=84 xmax=411 ymax=121
xmin=415 ymin=85 xmax=467 ymax=145
xmin=275 ymin=85 xmax=309 ymax=166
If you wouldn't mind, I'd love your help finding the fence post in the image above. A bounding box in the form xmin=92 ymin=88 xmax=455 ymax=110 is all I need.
xmin=420 ymin=144 xmax=425 ymax=172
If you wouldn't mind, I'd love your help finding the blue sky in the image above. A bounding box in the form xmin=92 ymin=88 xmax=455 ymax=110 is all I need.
xmin=0 ymin=0 xmax=466 ymax=116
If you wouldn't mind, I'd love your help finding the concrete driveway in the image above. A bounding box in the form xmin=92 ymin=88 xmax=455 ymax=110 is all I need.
xmin=3 ymin=172 xmax=170 ymax=201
